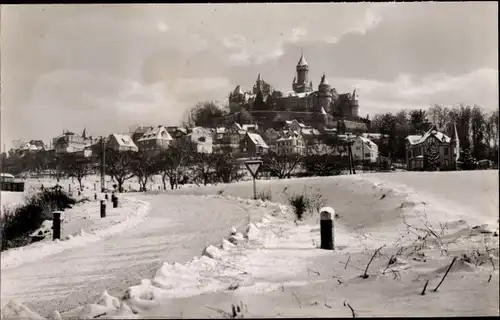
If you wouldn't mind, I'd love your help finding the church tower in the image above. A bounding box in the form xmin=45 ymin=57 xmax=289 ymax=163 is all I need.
xmin=293 ymin=52 xmax=313 ymax=93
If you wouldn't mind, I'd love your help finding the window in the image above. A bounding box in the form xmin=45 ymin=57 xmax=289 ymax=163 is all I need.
xmin=408 ymin=150 xmax=412 ymax=158
xmin=365 ymin=153 xmax=370 ymax=158
xmin=444 ymin=147 xmax=449 ymax=154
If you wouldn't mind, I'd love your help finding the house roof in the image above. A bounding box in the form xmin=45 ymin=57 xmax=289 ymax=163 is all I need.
xmin=29 ymin=140 xmax=46 ymax=148
xmin=405 ymin=127 xmax=451 ymax=145
xmin=111 ymin=134 xmax=138 ymax=148
xmin=247 ymin=133 xmax=269 ymax=149
xmin=301 ymin=128 xmax=321 ymax=136
xmin=138 ymin=126 xmax=173 ymax=142
xmin=285 ymin=120 xmax=306 ymax=128
xmin=357 ymin=136 xmax=377 ymax=150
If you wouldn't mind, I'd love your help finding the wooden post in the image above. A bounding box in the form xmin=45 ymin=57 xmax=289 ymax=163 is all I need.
xmin=320 ymin=207 xmax=335 ymax=250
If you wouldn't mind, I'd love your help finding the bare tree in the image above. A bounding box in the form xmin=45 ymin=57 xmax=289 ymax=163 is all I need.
xmin=263 ymin=152 xmax=302 ymax=179
xmin=156 ymin=145 xmax=189 ymax=190
xmin=104 ymin=149 xmax=135 ymax=192
xmin=130 ymin=152 xmax=159 ymax=192
xmin=189 ymin=152 xmax=219 ymax=186
xmin=59 ymin=153 xmax=93 ymax=191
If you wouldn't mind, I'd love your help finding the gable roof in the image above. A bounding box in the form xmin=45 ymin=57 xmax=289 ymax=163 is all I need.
xmin=111 ymin=134 xmax=138 ymax=148
xmin=405 ymin=127 xmax=451 ymax=145
xmin=247 ymin=133 xmax=269 ymax=149
xmin=137 ymin=126 xmax=173 ymax=142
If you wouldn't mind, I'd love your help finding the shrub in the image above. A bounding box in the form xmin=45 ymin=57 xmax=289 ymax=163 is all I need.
xmin=288 ymin=194 xmax=309 ymax=220
xmin=256 ymin=189 xmax=272 ymax=201
xmin=1 ymin=187 xmax=76 ymax=251
xmin=286 ymin=187 xmax=326 ymax=221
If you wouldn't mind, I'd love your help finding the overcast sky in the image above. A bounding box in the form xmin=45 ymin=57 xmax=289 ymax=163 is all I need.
xmin=1 ymin=3 xmax=498 ymax=149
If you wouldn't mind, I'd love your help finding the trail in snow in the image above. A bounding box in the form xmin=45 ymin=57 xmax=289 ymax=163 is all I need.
xmin=0 ymin=194 xmax=267 ymax=316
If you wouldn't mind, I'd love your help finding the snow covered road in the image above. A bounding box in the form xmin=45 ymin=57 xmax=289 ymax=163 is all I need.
xmin=0 ymin=194 xmax=264 ymax=316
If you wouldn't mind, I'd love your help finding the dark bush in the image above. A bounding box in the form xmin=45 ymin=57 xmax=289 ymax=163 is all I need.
xmin=288 ymin=194 xmax=310 ymax=221
xmin=1 ymin=187 xmax=76 ymax=251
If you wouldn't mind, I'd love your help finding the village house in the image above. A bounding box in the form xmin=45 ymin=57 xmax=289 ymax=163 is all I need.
xmin=352 ymin=136 xmax=379 ymax=163
xmin=52 ymin=131 xmax=89 ymax=154
xmin=262 ymin=128 xmax=281 ymax=153
xmin=185 ymin=126 xmax=213 ymax=154
xmin=166 ymin=126 xmax=188 ymax=146
xmin=240 ymin=132 xmax=269 ymax=157
xmin=131 ymin=126 xmax=151 ymax=144
xmin=405 ymin=125 xmax=459 ymax=170
xmin=136 ymin=125 xmax=173 ymax=154
xmin=107 ymin=134 xmax=139 ymax=152
xmin=275 ymin=131 xmax=306 ymax=155
xmin=284 ymin=119 xmax=307 ymax=133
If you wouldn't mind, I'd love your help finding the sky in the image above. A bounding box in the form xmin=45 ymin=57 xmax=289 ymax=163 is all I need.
xmin=1 ymin=3 xmax=498 ymax=150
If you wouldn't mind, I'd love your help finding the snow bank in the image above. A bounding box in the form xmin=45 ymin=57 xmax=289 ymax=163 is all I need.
xmin=1 ymin=197 xmax=150 ymax=270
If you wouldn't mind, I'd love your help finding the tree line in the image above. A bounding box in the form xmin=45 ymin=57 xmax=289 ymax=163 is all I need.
xmin=368 ymin=104 xmax=498 ymax=164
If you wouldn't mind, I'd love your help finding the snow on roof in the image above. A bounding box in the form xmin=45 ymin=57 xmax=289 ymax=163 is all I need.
xmin=301 ymin=128 xmax=321 ymax=136
xmin=112 ymin=134 xmax=138 ymax=148
xmin=320 ymin=107 xmax=327 ymax=115
xmin=406 ymin=128 xmax=451 ymax=145
xmin=138 ymin=126 xmax=173 ymax=142
xmin=247 ymin=133 xmax=269 ymax=149
xmin=215 ymin=127 xmax=226 ymax=134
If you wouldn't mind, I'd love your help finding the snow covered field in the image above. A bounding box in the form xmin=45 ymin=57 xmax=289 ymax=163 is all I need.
xmin=1 ymin=171 xmax=498 ymax=318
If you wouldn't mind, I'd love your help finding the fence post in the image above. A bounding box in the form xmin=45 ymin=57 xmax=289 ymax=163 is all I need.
xmin=100 ymin=200 xmax=106 ymax=218
xmin=319 ymin=207 xmax=335 ymax=250
xmin=53 ymin=211 xmax=63 ymax=240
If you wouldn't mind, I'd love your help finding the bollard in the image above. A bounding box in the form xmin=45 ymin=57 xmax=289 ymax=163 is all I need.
xmin=53 ymin=211 xmax=63 ymax=240
xmin=112 ymin=195 xmax=119 ymax=208
xmin=78 ymin=190 xmax=81 ymax=196
xmin=100 ymin=200 xmax=106 ymax=218
xmin=68 ymin=184 xmax=71 ymax=193
xmin=94 ymin=193 xmax=97 ymax=200
xmin=105 ymin=193 xmax=109 ymax=201
xmin=319 ymin=207 xmax=335 ymax=250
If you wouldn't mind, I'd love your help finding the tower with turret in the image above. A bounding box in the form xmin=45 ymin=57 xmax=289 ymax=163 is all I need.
xmin=350 ymin=89 xmax=359 ymax=118
xmin=293 ymin=52 xmax=313 ymax=93
xmin=317 ymin=73 xmax=333 ymax=113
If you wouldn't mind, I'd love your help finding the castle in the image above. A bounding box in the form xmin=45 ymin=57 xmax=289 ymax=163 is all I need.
xmin=224 ymin=52 xmax=361 ymax=130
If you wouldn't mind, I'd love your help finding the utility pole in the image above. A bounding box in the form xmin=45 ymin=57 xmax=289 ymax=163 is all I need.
xmin=100 ymin=137 xmax=106 ymax=192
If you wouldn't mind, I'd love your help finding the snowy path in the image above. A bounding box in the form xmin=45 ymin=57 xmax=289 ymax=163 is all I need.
xmin=0 ymin=194 xmax=261 ymax=316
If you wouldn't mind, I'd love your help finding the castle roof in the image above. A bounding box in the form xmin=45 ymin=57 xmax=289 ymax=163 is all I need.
xmin=320 ymin=73 xmax=328 ymax=85
xmin=233 ymin=85 xmax=243 ymax=95
xmin=297 ymin=53 xmax=308 ymax=67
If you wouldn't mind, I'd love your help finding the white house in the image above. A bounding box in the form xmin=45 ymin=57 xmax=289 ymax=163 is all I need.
xmin=136 ymin=125 xmax=173 ymax=154
xmin=352 ymin=136 xmax=379 ymax=163
xmin=107 ymin=134 xmax=139 ymax=152
xmin=186 ymin=127 xmax=213 ymax=154
xmin=275 ymin=131 xmax=305 ymax=155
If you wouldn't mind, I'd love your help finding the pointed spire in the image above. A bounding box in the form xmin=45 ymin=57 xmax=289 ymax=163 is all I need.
xmin=352 ymin=88 xmax=357 ymax=100
xmin=293 ymin=76 xmax=296 ymax=84
xmin=257 ymin=73 xmax=261 ymax=82
xmin=82 ymin=128 xmax=87 ymax=139
xmin=297 ymin=51 xmax=308 ymax=67
xmin=320 ymin=73 xmax=328 ymax=85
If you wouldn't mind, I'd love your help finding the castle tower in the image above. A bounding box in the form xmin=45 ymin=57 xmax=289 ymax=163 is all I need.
xmin=351 ymin=88 xmax=360 ymax=118
xmin=293 ymin=52 xmax=313 ymax=93
xmin=317 ymin=73 xmax=333 ymax=114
